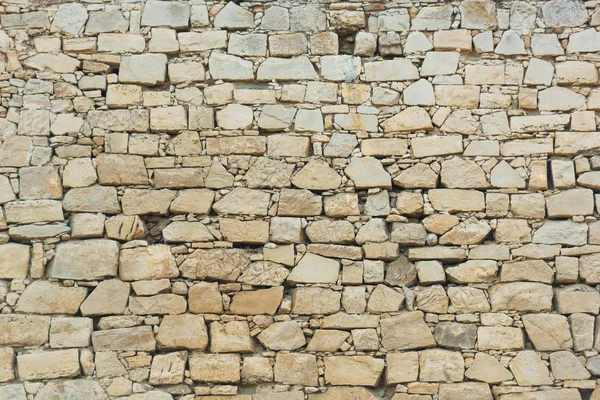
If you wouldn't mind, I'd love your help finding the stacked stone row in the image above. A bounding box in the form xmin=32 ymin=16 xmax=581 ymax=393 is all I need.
xmin=1 ymin=0 xmax=600 ymax=399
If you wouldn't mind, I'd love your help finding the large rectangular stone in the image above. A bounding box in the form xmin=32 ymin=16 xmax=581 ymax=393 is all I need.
xmin=555 ymin=132 xmax=600 ymax=156
xmin=5 ymin=200 xmax=64 ymax=224
xmin=0 ymin=315 xmax=51 ymax=347
xmin=46 ymin=240 xmax=119 ymax=280
xmin=92 ymin=326 xmax=156 ymax=351
xmin=501 ymin=139 xmax=554 ymax=156
xmin=411 ymin=136 xmax=463 ymax=158
xmin=428 ymin=189 xmax=485 ymax=212
xmin=510 ymin=114 xmax=570 ymax=133
xmin=17 ymin=349 xmax=79 ymax=381
xmin=87 ymin=110 xmax=149 ymax=132
xmin=119 ymin=54 xmax=167 ymax=86
xmin=206 ymin=137 xmax=266 ymax=155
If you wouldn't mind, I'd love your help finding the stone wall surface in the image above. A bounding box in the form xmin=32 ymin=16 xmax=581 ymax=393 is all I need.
xmin=2 ymin=0 xmax=600 ymax=398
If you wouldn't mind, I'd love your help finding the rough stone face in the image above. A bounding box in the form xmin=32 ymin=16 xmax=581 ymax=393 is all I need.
xmin=324 ymin=356 xmax=384 ymax=386
xmin=489 ymin=282 xmax=553 ymax=312
xmin=381 ymin=312 xmax=436 ymax=350
xmin=211 ymin=321 xmax=255 ymax=353
xmin=258 ymin=321 xmax=305 ymax=351
xmin=80 ymin=280 xmax=130 ymax=316
xmin=274 ymin=353 xmax=318 ymax=386
xmin=92 ymin=326 xmax=156 ymax=352
xmin=47 ymin=240 xmax=118 ymax=280
xmin=119 ymin=245 xmax=178 ymax=281
xmin=229 ymin=287 xmax=284 ymax=315
xmin=17 ymin=349 xmax=80 ymax=381
xmin=189 ymin=353 xmax=240 ymax=383
xmin=0 ymin=315 xmax=51 ymax=346
xmin=465 ymin=353 xmax=513 ymax=383
xmin=2 ymin=0 xmax=599 ymax=396
xmin=15 ymin=281 xmax=87 ymax=315
xmin=291 ymin=287 xmax=341 ymax=315
xmin=288 ymin=252 xmax=340 ymax=284
xmin=419 ymin=349 xmax=465 ymax=382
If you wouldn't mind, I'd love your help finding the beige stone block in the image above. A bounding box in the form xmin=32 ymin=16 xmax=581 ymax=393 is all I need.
xmin=17 ymin=349 xmax=80 ymax=381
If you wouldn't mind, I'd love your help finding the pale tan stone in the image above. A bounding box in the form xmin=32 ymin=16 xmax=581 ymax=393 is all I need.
xmin=190 ymin=353 xmax=240 ymax=383
xmin=274 ymin=353 xmax=318 ymax=386
xmin=17 ymin=349 xmax=79 ymax=381
xmin=325 ymin=356 xmax=384 ymax=386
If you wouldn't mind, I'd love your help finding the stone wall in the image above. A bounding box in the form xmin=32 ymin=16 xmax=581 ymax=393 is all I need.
xmin=1 ymin=0 xmax=600 ymax=398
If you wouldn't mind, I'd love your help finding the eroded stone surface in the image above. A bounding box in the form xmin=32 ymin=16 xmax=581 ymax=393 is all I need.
xmin=1 ymin=1 xmax=598 ymax=397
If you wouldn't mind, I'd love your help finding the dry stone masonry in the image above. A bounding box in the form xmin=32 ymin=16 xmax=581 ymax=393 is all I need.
xmin=3 ymin=0 xmax=600 ymax=399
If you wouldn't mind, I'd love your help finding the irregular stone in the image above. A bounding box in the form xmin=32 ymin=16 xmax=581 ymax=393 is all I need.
xmin=434 ymin=322 xmax=477 ymax=350
xmin=465 ymin=353 xmax=513 ymax=383
xmin=257 ymin=57 xmax=319 ymax=81
xmin=533 ymin=220 xmax=588 ymax=246
xmin=460 ymin=0 xmax=497 ymax=29
xmin=0 ymin=243 xmax=29 ymax=279
xmin=556 ymin=285 xmax=600 ymax=315
xmin=119 ymin=245 xmax=178 ymax=281
xmin=288 ymin=252 xmax=340 ymax=284
xmin=214 ymin=2 xmax=254 ymax=30
xmin=156 ymin=314 xmax=208 ymax=351
xmin=189 ymin=282 xmax=223 ymax=314
xmin=163 ymin=221 xmax=214 ymax=243
xmin=181 ymin=248 xmax=249 ymax=281
xmin=542 ymin=0 xmax=588 ymax=27
xmin=367 ymin=284 xmax=405 ymax=313
xmin=80 ymin=280 xmax=130 ymax=316
xmin=321 ymin=55 xmax=361 ymax=81
xmin=292 ymin=159 xmax=341 ymax=191
xmin=345 ymin=157 xmax=392 ymax=189
xmin=448 ymin=287 xmax=490 ymax=314
xmin=15 ymin=281 xmax=86 ymax=315
xmin=274 ymin=353 xmax=318 ymax=386
xmin=213 ymin=188 xmax=270 ymax=216
xmin=47 ymin=239 xmax=118 ymax=280
xmin=477 ymin=327 xmax=525 ymax=350
xmin=50 ymin=3 xmax=88 ymax=36
xmin=210 ymin=321 xmax=254 ymax=353
xmin=141 ymin=1 xmax=190 ymax=29
xmin=499 ymin=259 xmax=553 ymax=284
xmin=189 ymin=353 xmax=240 ymax=383
xmin=149 ymin=351 xmax=187 ymax=385
xmin=229 ymin=287 xmax=283 ymax=315
xmin=17 ymin=349 xmax=79 ymax=381
xmin=439 ymin=383 xmax=493 ymax=400
xmin=419 ymin=349 xmax=464 ymax=382
xmin=509 ymin=351 xmax=553 ymax=386
xmin=381 ymin=312 xmax=436 ymax=350
xmin=129 ymin=294 xmax=187 ymax=315
xmin=92 ymin=326 xmax=156 ymax=352
xmin=23 ymin=53 xmax=80 ymax=73
xmin=325 ymin=356 xmax=384 ymax=386
xmin=538 ymin=87 xmax=586 ymax=111
xmin=291 ymin=287 xmax=341 ymax=315
xmin=489 ymin=282 xmax=553 ymax=312
xmin=0 ymin=315 xmax=51 ymax=347
xmin=238 ymin=261 xmax=289 ymax=286
xmin=257 ymin=321 xmax=305 ymax=351
xmin=411 ymin=136 xmax=463 ymax=158
xmin=209 ymin=53 xmax=254 ymax=81
xmin=88 ymin=110 xmax=149 ymax=133
xmin=382 ymin=106 xmax=433 ymax=132
xmin=119 ymin=54 xmax=167 ymax=86
xmin=522 ymin=314 xmax=573 ymax=351
xmin=364 ymin=60 xmax=419 ymax=81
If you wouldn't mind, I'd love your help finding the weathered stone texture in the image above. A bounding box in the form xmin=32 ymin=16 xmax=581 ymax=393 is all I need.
xmin=1 ymin=0 xmax=599 ymax=397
